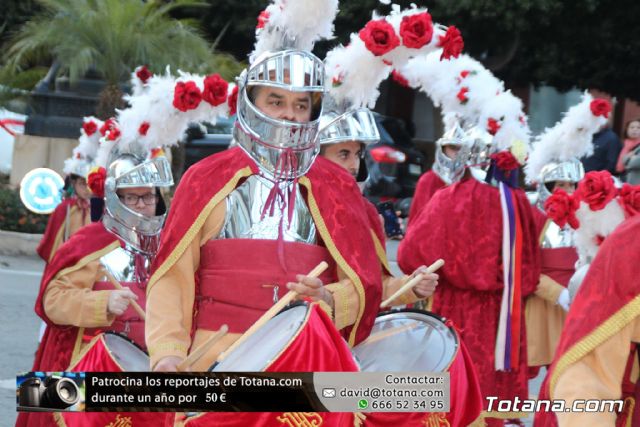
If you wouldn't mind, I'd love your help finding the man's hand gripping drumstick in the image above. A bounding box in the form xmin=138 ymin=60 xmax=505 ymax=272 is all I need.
xmin=380 ymin=259 xmax=444 ymax=308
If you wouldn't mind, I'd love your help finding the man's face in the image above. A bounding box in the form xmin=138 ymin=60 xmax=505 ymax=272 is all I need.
xmin=117 ymin=187 xmax=158 ymax=217
xmin=443 ymin=144 xmax=462 ymax=160
xmin=321 ymin=141 xmax=363 ymax=179
xmin=552 ymin=180 xmax=576 ymax=194
xmin=253 ymin=86 xmax=313 ymax=123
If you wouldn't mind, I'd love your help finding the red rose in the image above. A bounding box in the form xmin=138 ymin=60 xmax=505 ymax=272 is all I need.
xmin=138 ymin=122 xmax=150 ymax=136
xmin=75 ymin=152 xmax=82 ymax=159
xmin=228 ymin=85 xmax=239 ymax=116
xmin=438 ymin=26 xmax=464 ymax=60
xmin=87 ymin=167 xmax=107 ymax=198
xmin=83 ymin=120 xmax=97 ymax=136
xmin=173 ymin=81 xmax=202 ymax=112
xmin=487 ymin=117 xmax=501 ymax=135
xmin=576 ymin=170 xmax=617 ymax=211
xmin=135 ymin=65 xmax=152 ymax=84
xmin=256 ymin=10 xmax=269 ymax=30
xmin=106 ymin=126 xmax=120 ymax=141
xmin=399 ymin=12 xmax=433 ymax=49
xmin=99 ymin=118 xmax=115 ymax=136
xmin=202 ymin=74 xmax=229 ymax=107
xmin=490 ymin=151 xmax=520 ymax=171
xmin=456 ymin=87 xmax=469 ymax=104
xmin=544 ymin=189 xmax=580 ymax=229
xmin=460 ymin=70 xmax=470 ymax=79
xmin=391 ymin=70 xmax=409 ymax=88
xmin=618 ymin=183 xmax=640 ymax=217
xmin=589 ymin=98 xmax=612 ymax=118
xmin=359 ymin=19 xmax=400 ymax=57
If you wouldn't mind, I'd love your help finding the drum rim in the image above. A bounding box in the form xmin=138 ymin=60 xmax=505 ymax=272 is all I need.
xmin=368 ymin=308 xmax=461 ymax=372
xmin=211 ymin=302 xmax=311 ymax=372
xmin=67 ymin=331 xmax=149 ymax=372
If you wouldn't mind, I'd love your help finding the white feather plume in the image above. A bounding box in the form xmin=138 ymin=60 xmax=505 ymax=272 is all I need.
xmin=63 ymin=116 xmax=104 ymax=176
xmin=251 ymin=0 xmax=339 ymax=63
xmin=573 ymin=198 xmax=625 ymax=265
xmin=525 ymin=92 xmax=607 ymax=182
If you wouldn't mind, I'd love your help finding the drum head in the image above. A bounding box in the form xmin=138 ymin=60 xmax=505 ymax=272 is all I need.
xmin=212 ymin=304 xmax=308 ymax=372
xmin=103 ymin=332 xmax=150 ymax=371
xmin=352 ymin=309 xmax=459 ymax=372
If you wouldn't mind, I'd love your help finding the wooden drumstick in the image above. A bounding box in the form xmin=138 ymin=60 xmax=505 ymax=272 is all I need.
xmin=380 ymin=258 xmax=444 ymax=308
xmin=177 ymin=325 xmax=229 ymax=372
xmin=101 ymin=268 xmax=146 ymax=320
xmin=217 ymin=261 xmax=329 ymax=363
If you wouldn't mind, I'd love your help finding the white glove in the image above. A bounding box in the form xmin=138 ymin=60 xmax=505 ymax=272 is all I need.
xmin=557 ymin=288 xmax=570 ymax=312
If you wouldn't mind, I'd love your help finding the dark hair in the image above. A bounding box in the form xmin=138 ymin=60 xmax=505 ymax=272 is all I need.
xmin=624 ymin=118 xmax=640 ymax=138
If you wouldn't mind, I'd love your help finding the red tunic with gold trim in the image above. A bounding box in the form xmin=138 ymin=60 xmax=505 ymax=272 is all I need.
xmin=146 ymin=147 xmax=382 ymax=427
xmin=407 ymin=170 xmax=446 ymax=228
xmin=398 ymin=177 xmax=541 ymax=423
xmin=37 ymin=197 xmax=90 ymax=263
xmin=535 ymin=215 xmax=640 ymax=427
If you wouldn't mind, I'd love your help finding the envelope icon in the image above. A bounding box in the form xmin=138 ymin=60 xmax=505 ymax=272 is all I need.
xmin=322 ymin=388 xmax=336 ymax=398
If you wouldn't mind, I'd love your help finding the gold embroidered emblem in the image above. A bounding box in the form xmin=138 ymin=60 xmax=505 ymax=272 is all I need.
xmin=277 ymin=412 xmax=323 ymax=427
xmin=423 ymin=412 xmax=450 ymax=427
xmin=105 ymin=414 xmax=133 ymax=427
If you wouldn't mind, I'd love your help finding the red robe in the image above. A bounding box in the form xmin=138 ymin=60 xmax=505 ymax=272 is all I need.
xmin=149 ymin=146 xmax=382 ymax=347
xmin=398 ymin=178 xmax=541 ymax=422
xmin=407 ymin=170 xmax=446 ymax=228
xmin=36 ymin=197 xmax=77 ymax=262
xmin=535 ymin=215 xmax=640 ymax=426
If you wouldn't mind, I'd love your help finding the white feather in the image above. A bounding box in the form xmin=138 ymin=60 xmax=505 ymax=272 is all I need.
xmin=573 ymin=198 xmax=625 ymax=264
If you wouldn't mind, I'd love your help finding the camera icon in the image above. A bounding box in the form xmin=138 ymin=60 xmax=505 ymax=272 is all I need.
xmin=18 ymin=375 xmax=80 ymax=410
xmin=322 ymin=388 xmax=336 ymax=398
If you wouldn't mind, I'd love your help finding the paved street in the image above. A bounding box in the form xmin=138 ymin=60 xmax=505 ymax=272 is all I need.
xmin=0 ymin=243 xmax=543 ymax=426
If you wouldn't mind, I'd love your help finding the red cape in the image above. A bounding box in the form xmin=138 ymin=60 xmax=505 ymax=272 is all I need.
xmin=36 ymin=197 xmax=76 ymax=262
xmin=535 ymin=215 xmax=640 ymax=426
xmin=149 ymin=147 xmax=382 ymax=346
xmin=32 ymin=222 xmax=122 ymax=371
xmin=407 ymin=170 xmax=446 ymax=228
xmin=398 ymin=177 xmax=540 ymax=295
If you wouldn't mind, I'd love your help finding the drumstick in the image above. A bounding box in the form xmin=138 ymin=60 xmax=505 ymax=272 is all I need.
xmin=358 ymin=321 xmax=422 ymax=346
xmin=101 ymin=267 xmax=146 ymax=320
xmin=380 ymin=259 xmax=444 ymax=308
xmin=217 ymin=261 xmax=329 ymax=363
xmin=177 ymin=325 xmax=229 ymax=372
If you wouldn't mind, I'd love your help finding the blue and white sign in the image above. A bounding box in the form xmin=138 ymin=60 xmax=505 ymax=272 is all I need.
xmin=20 ymin=168 xmax=64 ymax=214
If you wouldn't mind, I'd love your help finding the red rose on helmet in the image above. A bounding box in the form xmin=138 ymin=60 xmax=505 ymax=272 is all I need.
xmin=173 ymin=81 xmax=202 ymax=112
xmin=456 ymin=87 xmax=469 ymax=104
xmin=487 ymin=117 xmax=501 ymax=135
xmin=99 ymin=118 xmax=115 ymax=136
xmin=392 ymin=70 xmax=409 ymax=87
xmin=399 ymin=12 xmax=433 ymax=49
xmin=359 ymin=19 xmax=400 ymax=57
xmin=87 ymin=167 xmax=107 ymax=198
xmin=544 ymin=189 xmax=580 ymax=229
xmin=438 ymin=26 xmax=463 ymax=60
xmin=618 ymin=183 xmax=640 ymax=217
xmin=228 ymin=85 xmax=239 ymax=116
xmin=589 ymin=98 xmax=612 ymax=118
xmin=202 ymin=74 xmax=229 ymax=107
xmin=576 ymin=170 xmax=617 ymax=211
xmin=135 ymin=65 xmax=152 ymax=84
xmin=106 ymin=126 xmax=121 ymax=141
xmin=83 ymin=120 xmax=97 ymax=136
xmin=138 ymin=122 xmax=150 ymax=136
xmin=490 ymin=151 xmax=520 ymax=171
xmin=257 ymin=10 xmax=270 ymax=30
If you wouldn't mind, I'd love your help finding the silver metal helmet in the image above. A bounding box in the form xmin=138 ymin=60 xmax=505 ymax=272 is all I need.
xmin=318 ymin=107 xmax=380 ymax=146
xmin=536 ymin=158 xmax=584 ymax=205
xmin=465 ymin=125 xmax=495 ymax=182
xmin=103 ymin=153 xmax=173 ymax=255
xmin=432 ymin=123 xmax=473 ymax=185
xmin=234 ymin=49 xmax=325 ymax=179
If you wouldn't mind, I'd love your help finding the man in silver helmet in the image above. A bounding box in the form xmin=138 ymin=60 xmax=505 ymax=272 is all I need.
xmin=146 ymin=48 xmax=383 ymax=375
xmin=318 ymin=106 xmax=438 ymax=306
xmin=28 ymin=151 xmax=173 ymax=375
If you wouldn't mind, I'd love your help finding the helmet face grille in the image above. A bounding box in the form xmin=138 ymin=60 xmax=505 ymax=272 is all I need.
xmin=319 ymin=108 xmax=380 ymax=146
xmin=247 ymin=50 xmax=325 ymax=93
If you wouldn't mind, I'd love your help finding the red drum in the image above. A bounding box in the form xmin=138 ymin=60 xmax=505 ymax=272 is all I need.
xmin=184 ymin=303 xmax=358 ymax=427
xmin=353 ymin=309 xmax=483 ymax=427
xmin=63 ymin=332 xmax=166 ymax=427
xmin=68 ymin=331 xmax=149 ymax=372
